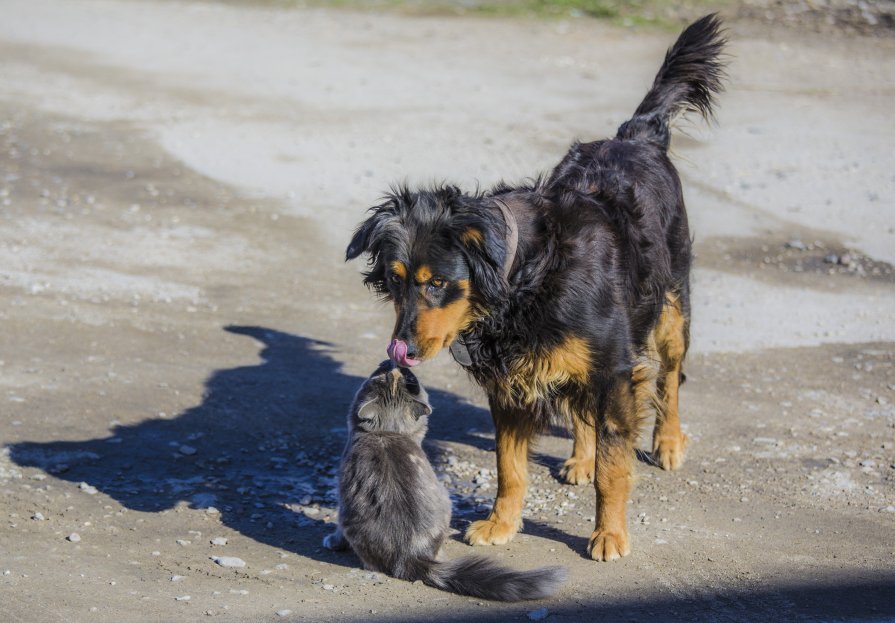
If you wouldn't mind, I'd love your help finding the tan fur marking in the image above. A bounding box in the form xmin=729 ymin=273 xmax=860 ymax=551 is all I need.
xmin=501 ymin=336 xmax=592 ymax=405
xmin=652 ymin=291 xmax=688 ymax=470
xmin=414 ymin=265 xmax=433 ymax=283
xmin=460 ymin=227 xmax=484 ymax=246
xmin=588 ymin=381 xmax=636 ymax=561
xmin=390 ymin=261 xmax=407 ymax=280
xmin=465 ymin=408 xmax=531 ymax=546
xmin=413 ymin=279 xmax=473 ymax=359
xmin=589 ymin=442 xmax=633 ymax=561
xmin=560 ymin=416 xmax=596 ymax=485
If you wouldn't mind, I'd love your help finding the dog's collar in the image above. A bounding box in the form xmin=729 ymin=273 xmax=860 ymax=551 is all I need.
xmin=450 ymin=196 xmax=520 ymax=368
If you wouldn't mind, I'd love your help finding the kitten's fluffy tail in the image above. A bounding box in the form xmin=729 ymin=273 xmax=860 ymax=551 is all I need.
xmin=417 ymin=555 xmax=566 ymax=601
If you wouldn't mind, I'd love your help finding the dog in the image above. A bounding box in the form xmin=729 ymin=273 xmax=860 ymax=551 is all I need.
xmin=346 ymin=15 xmax=726 ymax=561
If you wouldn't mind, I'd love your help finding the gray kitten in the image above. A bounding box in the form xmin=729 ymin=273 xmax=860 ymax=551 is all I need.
xmin=323 ymin=360 xmax=565 ymax=601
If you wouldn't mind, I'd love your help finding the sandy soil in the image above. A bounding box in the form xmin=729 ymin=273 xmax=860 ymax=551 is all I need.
xmin=1 ymin=1 xmax=893 ymax=621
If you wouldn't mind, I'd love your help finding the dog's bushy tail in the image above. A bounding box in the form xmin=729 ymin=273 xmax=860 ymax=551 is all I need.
xmin=412 ymin=555 xmax=565 ymax=601
xmin=617 ymin=13 xmax=727 ymax=150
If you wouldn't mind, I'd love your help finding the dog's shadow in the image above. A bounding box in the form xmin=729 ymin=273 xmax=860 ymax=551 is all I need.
xmin=7 ymin=325 xmax=499 ymax=569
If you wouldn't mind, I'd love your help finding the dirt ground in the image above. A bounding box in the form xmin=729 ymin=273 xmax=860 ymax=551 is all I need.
xmin=1 ymin=1 xmax=894 ymax=622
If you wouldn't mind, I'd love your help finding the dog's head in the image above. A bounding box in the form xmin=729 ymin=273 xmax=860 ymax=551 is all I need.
xmin=346 ymin=185 xmax=508 ymax=366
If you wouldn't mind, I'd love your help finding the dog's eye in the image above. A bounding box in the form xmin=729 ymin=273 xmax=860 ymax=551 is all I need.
xmin=389 ymin=273 xmax=403 ymax=286
xmin=429 ymin=277 xmax=446 ymax=289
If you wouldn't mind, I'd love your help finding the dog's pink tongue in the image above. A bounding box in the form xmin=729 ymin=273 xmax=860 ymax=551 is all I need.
xmin=387 ymin=339 xmax=420 ymax=367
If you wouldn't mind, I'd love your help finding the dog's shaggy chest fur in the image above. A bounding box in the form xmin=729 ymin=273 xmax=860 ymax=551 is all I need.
xmin=347 ymin=15 xmax=726 ymax=561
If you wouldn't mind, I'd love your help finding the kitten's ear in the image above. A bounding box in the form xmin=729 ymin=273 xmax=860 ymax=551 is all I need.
xmin=409 ymin=395 xmax=432 ymax=419
xmin=356 ymin=399 xmax=380 ymax=421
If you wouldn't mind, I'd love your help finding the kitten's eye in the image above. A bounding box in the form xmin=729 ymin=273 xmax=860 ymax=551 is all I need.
xmin=429 ymin=277 xmax=446 ymax=289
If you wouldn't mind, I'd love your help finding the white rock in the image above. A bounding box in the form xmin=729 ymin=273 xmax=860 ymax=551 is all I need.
xmin=32 ymin=512 xmax=45 ymax=521
xmin=171 ymin=575 xmax=185 ymax=582
xmin=276 ymin=610 xmax=292 ymax=617
xmin=175 ymin=595 xmax=191 ymax=601
xmin=79 ymin=482 xmax=98 ymax=495
xmin=210 ymin=537 xmax=228 ymax=546
xmin=67 ymin=533 xmax=81 ymax=542
xmin=211 ymin=556 xmax=246 ymax=568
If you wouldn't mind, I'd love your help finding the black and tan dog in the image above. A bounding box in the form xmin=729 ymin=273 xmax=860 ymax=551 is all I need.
xmin=347 ymin=15 xmax=726 ymax=561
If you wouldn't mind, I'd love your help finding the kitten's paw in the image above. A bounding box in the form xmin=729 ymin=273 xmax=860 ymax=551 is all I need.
xmin=465 ymin=517 xmax=520 ymax=546
xmin=587 ymin=528 xmax=630 ymax=562
xmin=559 ymin=455 xmax=595 ymax=485
xmin=323 ymin=531 xmax=348 ymax=551
xmin=652 ymin=431 xmax=688 ymax=471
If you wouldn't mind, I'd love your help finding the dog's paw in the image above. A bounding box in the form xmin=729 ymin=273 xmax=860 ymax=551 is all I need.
xmin=587 ymin=529 xmax=630 ymax=562
xmin=652 ymin=431 xmax=688 ymax=471
xmin=465 ymin=517 xmax=520 ymax=546
xmin=322 ymin=531 xmax=348 ymax=551
xmin=559 ymin=455 xmax=595 ymax=485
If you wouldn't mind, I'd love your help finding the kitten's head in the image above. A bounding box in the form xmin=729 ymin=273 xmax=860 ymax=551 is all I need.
xmin=350 ymin=360 xmax=432 ymax=435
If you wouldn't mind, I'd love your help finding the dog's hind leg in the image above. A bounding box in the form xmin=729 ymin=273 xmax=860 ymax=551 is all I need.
xmin=652 ymin=292 xmax=689 ymax=471
xmin=559 ymin=411 xmax=596 ymax=485
xmin=465 ymin=399 xmax=533 ymax=546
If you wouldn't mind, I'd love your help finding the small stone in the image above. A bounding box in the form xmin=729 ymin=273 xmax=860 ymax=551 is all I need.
xmin=32 ymin=512 xmax=45 ymax=521
xmin=79 ymin=482 xmax=98 ymax=495
xmin=276 ymin=610 xmax=292 ymax=617
xmin=67 ymin=533 xmax=81 ymax=542
xmin=211 ymin=556 xmax=246 ymax=568
xmin=322 ymin=584 xmax=335 ymax=591
xmin=152 ymin=551 xmax=161 ymax=556
xmin=179 ymin=445 xmax=197 ymax=456
xmin=528 ymin=607 xmax=550 ymax=621
xmin=785 ymin=239 xmax=806 ymax=250
xmin=210 ymin=537 xmax=228 ymax=546
xmin=823 ymin=254 xmax=839 ymax=264
xmin=175 ymin=595 xmax=191 ymax=602
xmin=176 ymin=539 xmax=191 ymax=546
xmin=859 ymin=460 xmax=877 ymax=468
xmin=171 ymin=575 xmax=185 ymax=582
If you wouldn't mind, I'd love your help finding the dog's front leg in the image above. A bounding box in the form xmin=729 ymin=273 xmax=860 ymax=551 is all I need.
xmin=465 ymin=399 xmax=532 ymax=546
xmin=588 ymin=379 xmax=637 ymax=561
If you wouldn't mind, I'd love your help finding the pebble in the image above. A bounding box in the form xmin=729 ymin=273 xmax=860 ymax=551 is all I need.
xmin=32 ymin=512 xmax=45 ymax=521
xmin=785 ymin=239 xmax=806 ymax=250
xmin=210 ymin=537 xmax=228 ymax=546
xmin=67 ymin=533 xmax=81 ymax=542
xmin=323 ymin=584 xmax=335 ymax=591
xmin=528 ymin=607 xmax=550 ymax=621
xmin=171 ymin=575 xmax=185 ymax=582
xmin=79 ymin=482 xmax=98 ymax=495
xmin=175 ymin=595 xmax=191 ymax=602
xmin=276 ymin=610 xmax=292 ymax=617
xmin=176 ymin=539 xmax=191 ymax=546
xmin=211 ymin=556 xmax=246 ymax=568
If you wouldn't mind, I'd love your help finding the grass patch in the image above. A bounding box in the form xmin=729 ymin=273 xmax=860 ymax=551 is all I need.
xmin=294 ymin=0 xmax=733 ymax=29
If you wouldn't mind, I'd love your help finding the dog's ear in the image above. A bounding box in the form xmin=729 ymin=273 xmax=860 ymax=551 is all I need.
xmin=346 ymin=216 xmax=376 ymax=261
xmin=452 ymin=200 xmax=508 ymax=307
